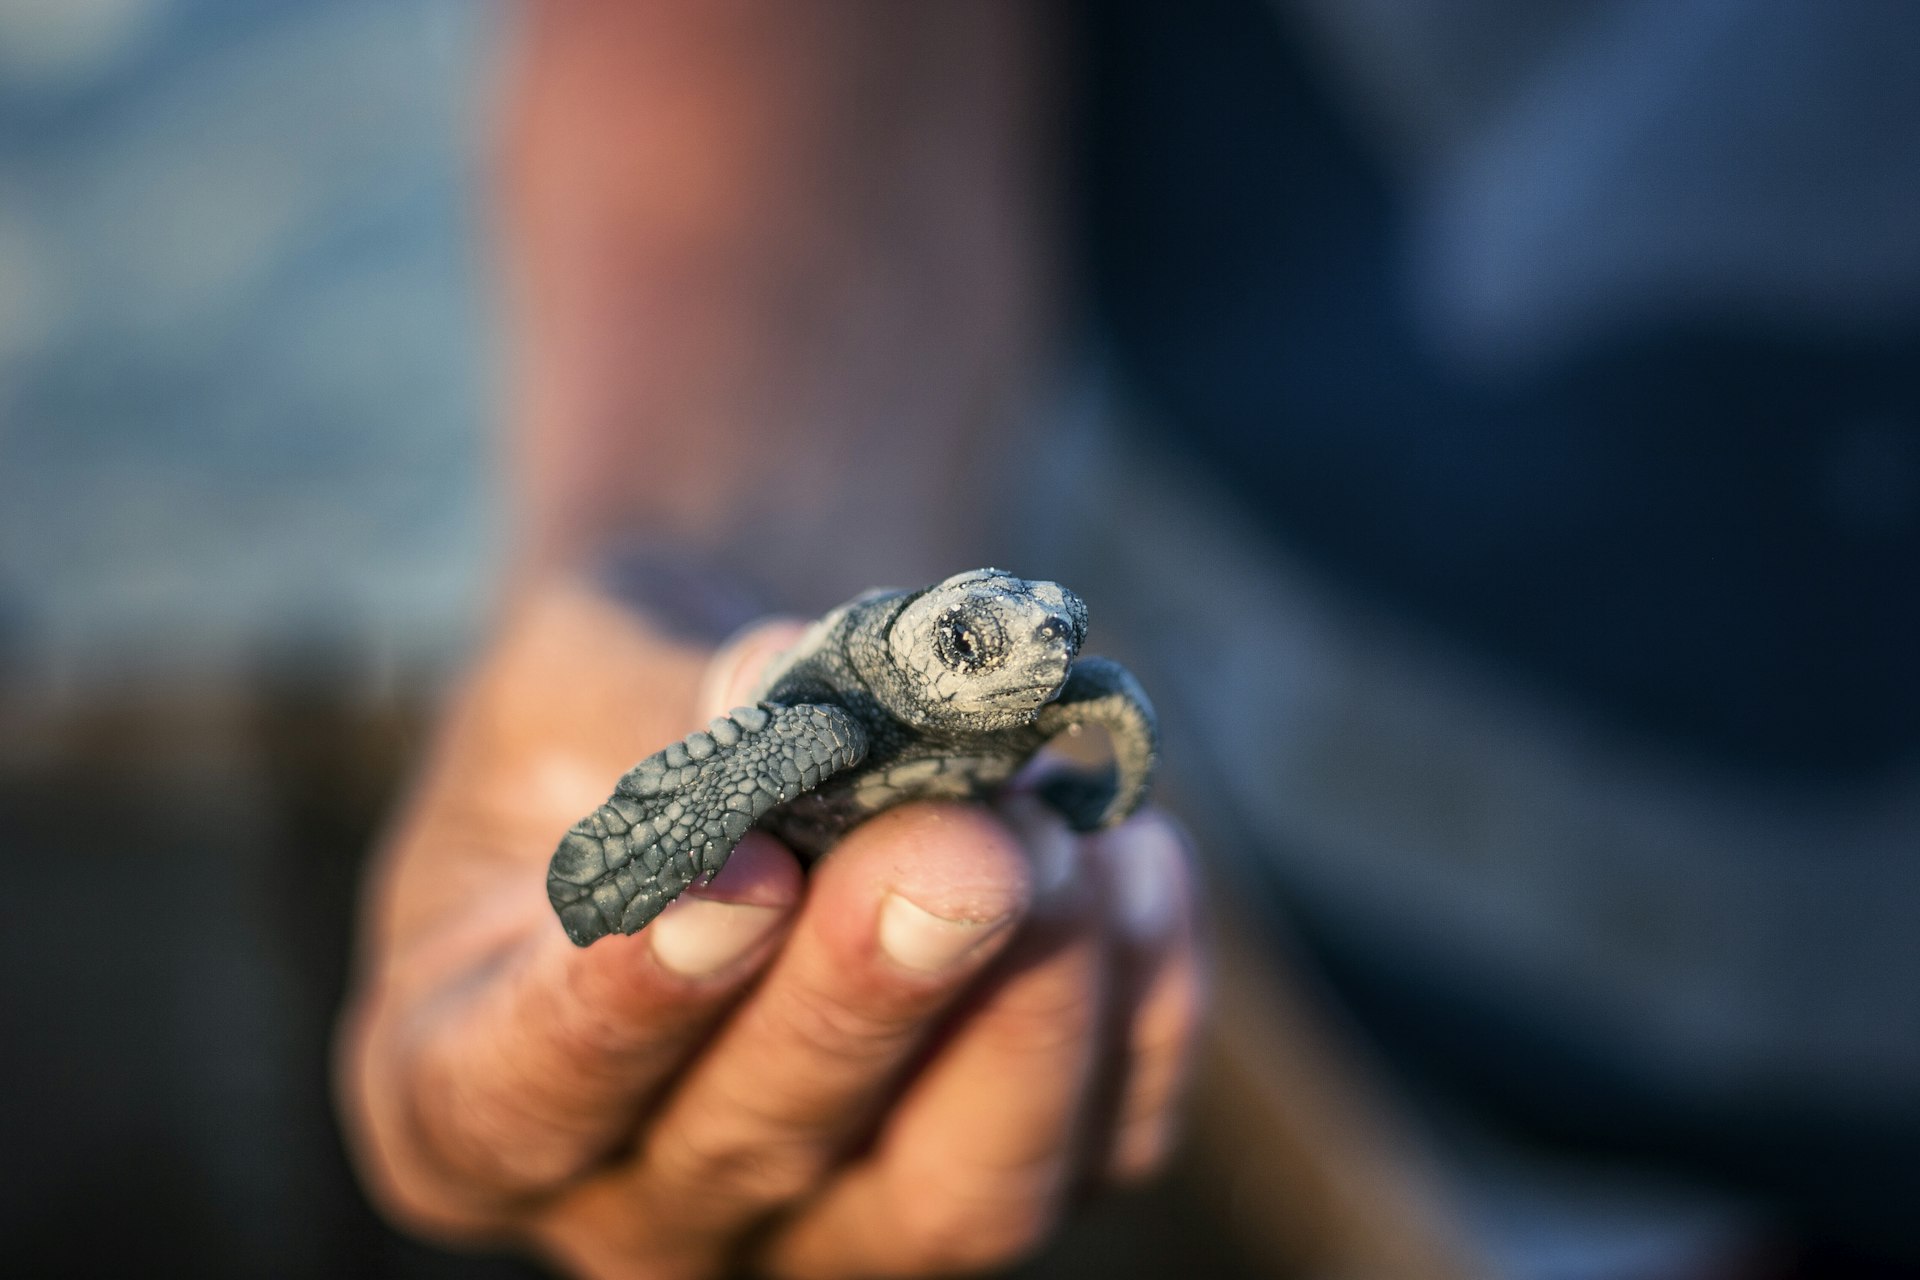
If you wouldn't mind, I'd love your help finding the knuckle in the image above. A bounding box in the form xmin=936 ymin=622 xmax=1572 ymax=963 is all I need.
xmin=1117 ymin=1049 xmax=1183 ymax=1134
xmin=1130 ymin=945 xmax=1206 ymax=1063
xmin=1114 ymin=986 xmax=1202 ymax=1131
xmin=407 ymin=1040 xmax=583 ymax=1194
xmin=1107 ymin=1097 xmax=1188 ymax=1187
xmin=339 ymin=1017 xmax=521 ymax=1240
xmin=773 ymin=975 xmax=917 ymax=1067
xmin=896 ymin=1189 xmax=1058 ymax=1275
xmin=352 ymin=1087 xmax=520 ymax=1242
xmin=1137 ymin=977 xmax=1202 ymax=1069
xmin=361 ymin=1164 xmax=505 ymax=1245
xmin=982 ymin=960 xmax=1103 ymax=1060
xmin=656 ymin=1110 xmax=835 ymax=1208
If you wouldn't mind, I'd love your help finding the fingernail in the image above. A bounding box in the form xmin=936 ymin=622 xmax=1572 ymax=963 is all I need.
xmin=878 ymin=894 xmax=1013 ymax=974
xmin=997 ymin=794 xmax=1078 ymax=897
xmin=1108 ymin=823 xmax=1177 ymax=941
xmin=650 ymin=900 xmax=785 ymax=977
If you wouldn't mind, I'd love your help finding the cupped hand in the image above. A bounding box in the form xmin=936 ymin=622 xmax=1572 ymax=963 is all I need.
xmin=335 ymin=580 xmax=1205 ymax=1279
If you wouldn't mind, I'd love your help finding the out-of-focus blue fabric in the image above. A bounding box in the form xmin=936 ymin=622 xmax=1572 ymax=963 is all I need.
xmin=0 ymin=0 xmax=497 ymax=683
xmin=1079 ymin=0 xmax=1920 ymax=1267
xmin=1084 ymin=0 xmax=1920 ymax=778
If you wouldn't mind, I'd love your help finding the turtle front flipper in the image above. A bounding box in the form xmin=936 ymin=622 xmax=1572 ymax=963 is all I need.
xmin=1032 ymin=657 xmax=1158 ymax=832
xmin=546 ymin=702 xmax=868 ymax=946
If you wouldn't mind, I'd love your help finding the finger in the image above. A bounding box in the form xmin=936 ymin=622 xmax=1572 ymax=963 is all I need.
xmin=395 ymin=831 xmax=804 ymax=1200
xmin=760 ymin=799 xmax=1110 ymax=1278
xmin=388 ymin=613 xmax=813 ymax=1202
xmin=626 ymin=802 xmax=1036 ymax=1250
xmin=697 ymin=617 xmax=809 ymax=719
xmin=1092 ymin=812 xmax=1205 ymax=1184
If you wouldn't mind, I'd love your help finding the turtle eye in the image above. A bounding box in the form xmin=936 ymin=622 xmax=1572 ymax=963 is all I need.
xmin=934 ymin=605 xmax=1005 ymax=673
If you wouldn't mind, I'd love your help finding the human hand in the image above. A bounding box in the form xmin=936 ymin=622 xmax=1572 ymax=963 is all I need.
xmin=335 ymin=580 xmax=1205 ymax=1278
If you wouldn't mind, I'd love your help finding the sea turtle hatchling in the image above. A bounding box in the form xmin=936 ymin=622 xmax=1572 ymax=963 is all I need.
xmin=547 ymin=568 xmax=1158 ymax=946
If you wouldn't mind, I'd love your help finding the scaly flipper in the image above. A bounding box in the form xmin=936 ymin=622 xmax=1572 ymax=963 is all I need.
xmin=1032 ymin=657 xmax=1158 ymax=831
xmin=546 ymin=702 xmax=868 ymax=945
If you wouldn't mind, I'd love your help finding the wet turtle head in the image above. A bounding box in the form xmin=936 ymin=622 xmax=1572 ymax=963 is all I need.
xmin=883 ymin=569 xmax=1087 ymax=731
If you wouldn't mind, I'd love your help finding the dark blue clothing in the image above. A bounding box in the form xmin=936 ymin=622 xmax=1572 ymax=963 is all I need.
xmin=1077 ymin=0 xmax=1920 ymax=1261
xmin=1081 ymin=0 xmax=1920 ymax=781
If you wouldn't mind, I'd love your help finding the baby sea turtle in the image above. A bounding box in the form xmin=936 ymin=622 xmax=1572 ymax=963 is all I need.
xmin=547 ymin=568 xmax=1158 ymax=946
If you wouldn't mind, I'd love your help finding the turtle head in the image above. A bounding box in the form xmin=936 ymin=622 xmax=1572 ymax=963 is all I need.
xmin=883 ymin=569 xmax=1087 ymax=732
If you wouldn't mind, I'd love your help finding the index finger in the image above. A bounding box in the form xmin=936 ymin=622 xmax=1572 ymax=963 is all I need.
xmin=350 ymin=616 xmax=817 ymax=1214
xmin=348 ymin=829 xmax=803 ymax=1220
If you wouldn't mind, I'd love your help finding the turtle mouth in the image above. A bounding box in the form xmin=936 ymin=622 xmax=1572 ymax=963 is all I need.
xmin=981 ymin=674 xmax=1070 ymax=707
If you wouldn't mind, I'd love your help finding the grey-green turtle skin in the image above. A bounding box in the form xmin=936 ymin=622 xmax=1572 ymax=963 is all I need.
xmin=546 ymin=569 xmax=1158 ymax=946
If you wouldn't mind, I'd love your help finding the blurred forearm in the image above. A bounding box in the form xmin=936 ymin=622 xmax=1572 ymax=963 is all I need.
xmin=501 ymin=0 xmax=1065 ymax=582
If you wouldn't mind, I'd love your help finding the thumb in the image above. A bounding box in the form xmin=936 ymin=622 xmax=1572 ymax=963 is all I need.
xmin=697 ymin=617 xmax=811 ymax=719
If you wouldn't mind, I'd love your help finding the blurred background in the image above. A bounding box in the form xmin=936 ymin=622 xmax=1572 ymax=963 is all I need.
xmin=0 ymin=1 xmax=512 ymax=1275
xmin=3 ymin=1 xmax=1918 ymax=1277
xmin=0 ymin=0 xmax=497 ymax=691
